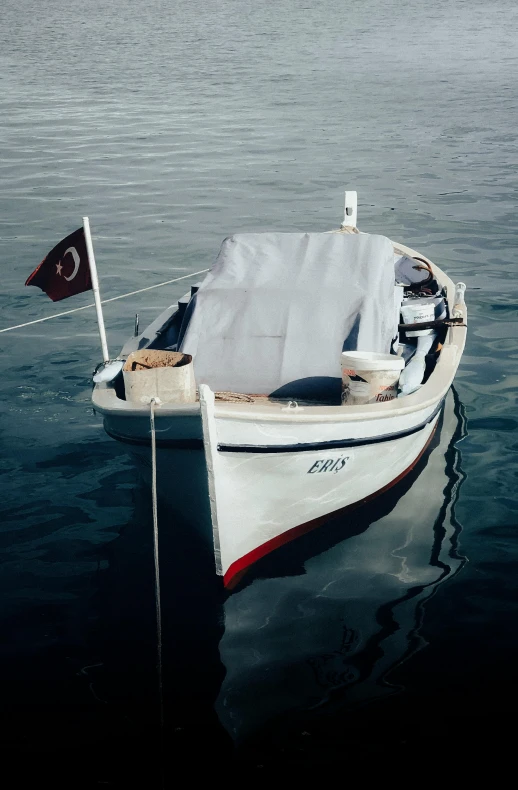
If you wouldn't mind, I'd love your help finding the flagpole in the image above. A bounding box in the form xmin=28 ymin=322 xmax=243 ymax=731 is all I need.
xmin=83 ymin=217 xmax=110 ymax=363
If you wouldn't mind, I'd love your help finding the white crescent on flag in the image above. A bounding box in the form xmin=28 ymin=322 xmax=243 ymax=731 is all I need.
xmin=63 ymin=246 xmax=81 ymax=281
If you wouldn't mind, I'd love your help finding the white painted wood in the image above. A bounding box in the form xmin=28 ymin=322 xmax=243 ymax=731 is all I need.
xmin=342 ymin=190 xmax=358 ymax=228
xmin=452 ymin=282 xmax=467 ymax=318
xmin=199 ymin=384 xmax=222 ymax=575
xmin=214 ymin=418 xmax=438 ymax=578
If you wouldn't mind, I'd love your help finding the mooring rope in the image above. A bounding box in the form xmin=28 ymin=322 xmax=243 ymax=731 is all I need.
xmin=150 ymin=398 xmax=164 ymax=735
xmin=214 ymin=391 xmax=256 ymax=402
xmin=0 ymin=268 xmax=209 ymax=334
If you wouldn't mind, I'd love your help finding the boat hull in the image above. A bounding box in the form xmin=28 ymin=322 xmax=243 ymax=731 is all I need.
xmin=219 ymin=416 xmax=440 ymax=588
xmin=201 ymin=391 xmax=442 ymax=587
xmin=101 ymin=396 xmax=443 ymax=588
xmin=214 ymin=389 xmax=465 ymax=743
xmin=92 ymin=238 xmax=466 ymax=589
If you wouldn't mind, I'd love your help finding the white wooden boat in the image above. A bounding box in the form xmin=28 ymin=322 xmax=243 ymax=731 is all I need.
xmin=92 ymin=191 xmax=467 ymax=589
xmin=215 ymin=387 xmax=467 ymax=743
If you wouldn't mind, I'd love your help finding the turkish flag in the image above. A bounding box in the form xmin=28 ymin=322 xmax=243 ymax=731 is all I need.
xmin=25 ymin=227 xmax=92 ymax=302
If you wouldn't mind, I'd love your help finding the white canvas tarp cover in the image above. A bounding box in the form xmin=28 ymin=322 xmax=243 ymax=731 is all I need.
xmin=180 ymin=232 xmax=398 ymax=399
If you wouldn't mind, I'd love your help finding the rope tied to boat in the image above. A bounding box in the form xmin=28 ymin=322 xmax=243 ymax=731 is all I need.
xmin=214 ymin=391 xmax=256 ymax=402
xmin=0 ymin=268 xmax=209 ymax=334
xmin=150 ymin=398 xmax=164 ymax=736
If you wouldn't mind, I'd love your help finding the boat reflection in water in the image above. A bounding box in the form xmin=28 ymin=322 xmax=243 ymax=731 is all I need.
xmin=214 ymin=387 xmax=467 ymax=747
xmin=93 ymin=388 xmax=466 ymax=764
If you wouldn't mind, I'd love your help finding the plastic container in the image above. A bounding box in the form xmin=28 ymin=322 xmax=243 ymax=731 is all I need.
xmin=400 ymin=299 xmax=435 ymax=337
xmin=341 ymin=351 xmax=404 ymax=405
xmin=123 ymin=350 xmax=196 ymax=404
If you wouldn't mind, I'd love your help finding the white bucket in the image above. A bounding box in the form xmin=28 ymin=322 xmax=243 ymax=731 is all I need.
xmin=123 ymin=350 xmax=196 ymax=404
xmin=400 ymin=300 xmax=435 ymax=337
xmin=341 ymin=351 xmax=404 ymax=405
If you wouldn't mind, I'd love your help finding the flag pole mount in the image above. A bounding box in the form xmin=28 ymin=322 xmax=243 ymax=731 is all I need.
xmin=83 ymin=217 xmax=110 ymax=363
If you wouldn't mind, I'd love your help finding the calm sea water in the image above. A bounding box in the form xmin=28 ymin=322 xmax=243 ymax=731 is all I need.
xmin=1 ymin=0 xmax=517 ymax=781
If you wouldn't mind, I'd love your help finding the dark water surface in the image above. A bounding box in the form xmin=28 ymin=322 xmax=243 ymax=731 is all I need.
xmin=1 ymin=0 xmax=517 ymax=782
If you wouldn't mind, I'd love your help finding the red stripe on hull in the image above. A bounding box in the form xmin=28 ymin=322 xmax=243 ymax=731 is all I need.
xmin=223 ymin=422 xmax=439 ymax=590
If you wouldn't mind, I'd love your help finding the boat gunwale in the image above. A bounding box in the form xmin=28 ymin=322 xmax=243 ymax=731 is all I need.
xmin=92 ymin=332 xmax=464 ymax=424
xmin=217 ymin=399 xmax=444 ymax=453
xmin=101 ymin=400 xmax=443 ymax=452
